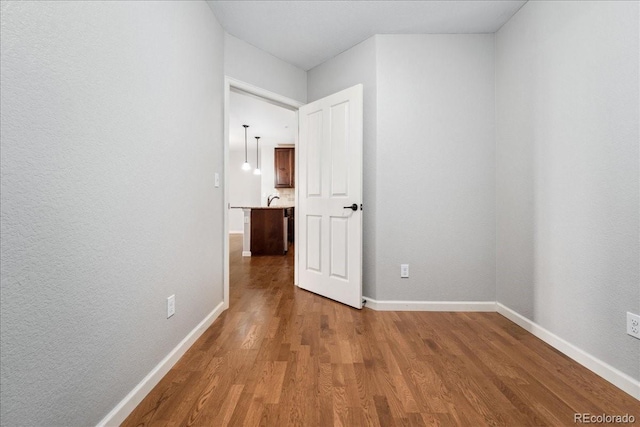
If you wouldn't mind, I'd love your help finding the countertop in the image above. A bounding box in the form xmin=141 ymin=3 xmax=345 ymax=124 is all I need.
xmin=230 ymin=206 xmax=295 ymax=209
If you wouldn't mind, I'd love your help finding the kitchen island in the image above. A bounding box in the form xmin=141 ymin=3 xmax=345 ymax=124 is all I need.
xmin=231 ymin=206 xmax=294 ymax=256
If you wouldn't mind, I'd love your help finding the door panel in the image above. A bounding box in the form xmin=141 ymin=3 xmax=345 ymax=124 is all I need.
xmin=330 ymin=217 xmax=348 ymax=279
xmin=298 ymin=84 xmax=363 ymax=309
xmin=306 ymin=215 xmax=322 ymax=272
xmin=330 ymin=101 xmax=350 ymax=196
xmin=306 ymin=110 xmax=323 ymax=197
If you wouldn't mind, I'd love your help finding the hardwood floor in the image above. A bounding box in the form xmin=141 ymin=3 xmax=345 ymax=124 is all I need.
xmin=123 ymin=235 xmax=639 ymax=426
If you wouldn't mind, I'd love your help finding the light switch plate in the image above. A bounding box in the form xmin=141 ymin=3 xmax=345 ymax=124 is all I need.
xmin=167 ymin=295 xmax=175 ymax=318
xmin=214 ymin=173 xmax=220 ymax=188
xmin=627 ymin=312 xmax=640 ymax=339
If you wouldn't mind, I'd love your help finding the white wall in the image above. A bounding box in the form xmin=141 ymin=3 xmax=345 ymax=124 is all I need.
xmin=0 ymin=2 xmax=225 ymax=425
xmin=229 ymin=149 xmax=261 ymax=231
xmin=308 ymin=36 xmax=379 ymax=298
xmin=375 ymin=35 xmax=496 ymax=302
xmin=225 ymin=33 xmax=307 ymax=104
xmin=260 ymin=145 xmax=275 ymax=205
xmin=309 ymin=35 xmax=496 ymax=302
xmin=496 ymin=1 xmax=639 ymax=380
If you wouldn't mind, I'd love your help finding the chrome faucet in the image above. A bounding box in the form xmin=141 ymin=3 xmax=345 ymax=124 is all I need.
xmin=267 ymin=194 xmax=280 ymax=206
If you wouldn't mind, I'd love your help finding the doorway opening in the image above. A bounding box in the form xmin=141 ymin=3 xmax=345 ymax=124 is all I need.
xmin=223 ymin=78 xmax=303 ymax=308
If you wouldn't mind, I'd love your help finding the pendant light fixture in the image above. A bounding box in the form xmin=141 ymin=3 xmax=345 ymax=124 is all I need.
xmin=253 ymin=136 xmax=261 ymax=175
xmin=241 ymin=124 xmax=251 ymax=171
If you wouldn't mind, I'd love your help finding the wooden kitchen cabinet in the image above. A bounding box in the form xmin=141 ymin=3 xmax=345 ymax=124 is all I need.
xmin=274 ymin=147 xmax=295 ymax=188
xmin=251 ymin=208 xmax=286 ymax=256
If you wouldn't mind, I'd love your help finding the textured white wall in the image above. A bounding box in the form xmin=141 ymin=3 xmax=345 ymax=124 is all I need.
xmin=260 ymin=145 xmax=274 ymax=205
xmin=375 ymin=35 xmax=496 ymax=301
xmin=0 ymin=2 xmax=225 ymax=425
xmin=307 ymin=36 xmax=378 ymax=298
xmin=308 ymin=35 xmax=495 ymax=302
xmin=229 ymin=149 xmax=261 ymax=231
xmin=225 ymin=33 xmax=307 ymax=104
xmin=496 ymin=1 xmax=639 ymax=380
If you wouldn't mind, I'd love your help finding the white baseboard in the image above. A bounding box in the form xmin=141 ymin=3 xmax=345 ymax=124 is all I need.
xmin=497 ymin=303 xmax=640 ymax=400
xmin=242 ymin=251 xmax=251 ymax=257
xmin=96 ymin=301 xmax=226 ymax=427
xmin=363 ymin=297 xmax=496 ymax=312
xmin=229 ymin=231 xmax=243 ymax=235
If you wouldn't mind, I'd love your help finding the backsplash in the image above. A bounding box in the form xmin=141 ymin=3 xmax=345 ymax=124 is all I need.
xmin=272 ymin=188 xmax=295 ymax=205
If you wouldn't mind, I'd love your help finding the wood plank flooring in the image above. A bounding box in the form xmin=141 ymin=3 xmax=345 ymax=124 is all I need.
xmin=123 ymin=235 xmax=639 ymax=426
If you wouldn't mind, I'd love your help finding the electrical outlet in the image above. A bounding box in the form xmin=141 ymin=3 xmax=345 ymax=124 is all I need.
xmin=167 ymin=295 xmax=176 ymax=318
xmin=627 ymin=312 xmax=640 ymax=339
xmin=400 ymin=264 xmax=409 ymax=278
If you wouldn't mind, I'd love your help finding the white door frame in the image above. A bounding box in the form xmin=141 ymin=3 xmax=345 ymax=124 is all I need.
xmin=223 ymin=77 xmax=304 ymax=309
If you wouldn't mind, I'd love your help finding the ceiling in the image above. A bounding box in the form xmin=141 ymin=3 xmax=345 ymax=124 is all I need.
xmin=208 ymin=0 xmax=527 ymax=71
xmin=229 ymin=90 xmax=296 ymax=151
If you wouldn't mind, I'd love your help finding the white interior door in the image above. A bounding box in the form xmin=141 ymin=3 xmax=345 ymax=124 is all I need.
xmin=297 ymin=84 xmax=363 ymax=309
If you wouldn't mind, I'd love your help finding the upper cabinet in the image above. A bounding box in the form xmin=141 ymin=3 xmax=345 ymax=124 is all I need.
xmin=274 ymin=147 xmax=295 ymax=188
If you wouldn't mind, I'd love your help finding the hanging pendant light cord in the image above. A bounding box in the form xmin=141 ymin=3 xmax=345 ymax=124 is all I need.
xmin=243 ymin=124 xmax=249 ymax=163
xmin=256 ymin=136 xmax=260 ymax=168
xmin=254 ymin=136 xmax=261 ymax=175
